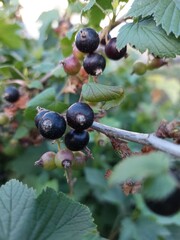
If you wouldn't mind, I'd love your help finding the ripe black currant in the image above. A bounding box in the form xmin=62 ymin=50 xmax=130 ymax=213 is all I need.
xmin=145 ymin=168 xmax=180 ymax=216
xmin=75 ymin=27 xmax=100 ymax=53
xmin=62 ymin=55 xmax=81 ymax=75
xmin=83 ymin=53 xmax=106 ymax=76
xmin=105 ymin=38 xmax=127 ymax=60
xmin=145 ymin=188 xmax=180 ymax=216
xmin=55 ymin=149 xmax=74 ymax=168
xmin=34 ymin=109 xmax=49 ymax=128
xmin=3 ymin=86 xmax=20 ymax=103
xmin=66 ymin=102 xmax=94 ymax=131
xmin=38 ymin=111 xmax=66 ymax=140
xmin=64 ymin=130 xmax=89 ymax=151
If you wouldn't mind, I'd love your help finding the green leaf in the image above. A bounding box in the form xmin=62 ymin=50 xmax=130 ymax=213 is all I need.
xmin=126 ymin=0 xmax=180 ymax=37
xmin=120 ymin=217 xmax=170 ymax=240
xmin=0 ymin=180 xmax=101 ymax=240
xmin=102 ymin=97 xmax=124 ymax=110
xmin=82 ymin=0 xmax=96 ymax=12
xmin=153 ymin=0 xmax=180 ymax=37
xmin=85 ymin=168 xmax=107 ymax=190
xmin=0 ymin=180 xmax=36 ymax=240
xmin=27 ymin=87 xmax=55 ymax=108
xmin=142 ymin=173 xmax=177 ymax=200
xmin=0 ymin=18 xmax=23 ymax=49
xmin=109 ymin=152 xmax=171 ymax=185
xmin=117 ymin=18 xmax=180 ymax=58
xmin=82 ymin=83 xmax=124 ymax=102
xmin=13 ymin=126 xmax=29 ymax=140
xmin=28 ymin=80 xmax=43 ymax=90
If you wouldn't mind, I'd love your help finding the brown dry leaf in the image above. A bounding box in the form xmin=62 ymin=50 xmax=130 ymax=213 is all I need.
xmin=121 ymin=179 xmax=142 ymax=196
xmin=14 ymin=94 xmax=29 ymax=109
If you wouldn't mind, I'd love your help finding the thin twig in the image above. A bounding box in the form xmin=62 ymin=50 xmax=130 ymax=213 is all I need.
xmin=40 ymin=63 xmax=63 ymax=84
xmin=92 ymin=121 xmax=180 ymax=158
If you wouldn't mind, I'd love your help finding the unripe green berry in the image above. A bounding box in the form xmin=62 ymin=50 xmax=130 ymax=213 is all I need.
xmin=72 ymin=151 xmax=87 ymax=170
xmin=35 ymin=151 xmax=56 ymax=170
xmin=132 ymin=62 xmax=147 ymax=75
xmin=0 ymin=113 xmax=9 ymax=125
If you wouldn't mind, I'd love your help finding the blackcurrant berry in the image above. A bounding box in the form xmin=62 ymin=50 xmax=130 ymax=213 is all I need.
xmin=35 ymin=151 xmax=56 ymax=170
xmin=105 ymin=38 xmax=127 ymax=60
xmin=145 ymin=187 xmax=180 ymax=216
xmin=75 ymin=27 xmax=100 ymax=53
xmin=34 ymin=109 xmax=49 ymax=128
xmin=3 ymin=86 xmax=20 ymax=103
xmin=145 ymin=168 xmax=180 ymax=216
xmin=62 ymin=55 xmax=81 ymax=75
xmin=38 ymin=111 xmax=66 ymax=140
xmin=55 ymin=149 xmax=74 ymax=168
xmin=66 ymin=102 xmax=94 ymax=131
xmin=83 ymin=53 xmax=106 ymax=76
xmin=64 ymin=130 xmax=89 ymax=151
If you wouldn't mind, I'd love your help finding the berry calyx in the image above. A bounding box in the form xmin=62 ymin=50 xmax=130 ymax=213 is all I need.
xmin=3 ymin=86 xmax=20 ymax=103
xmin=34 ymin=108 xmax=49 ymax=128
xmin=62 ymin=55 xmax=81 ymax=75
xmin=83 ymin=53 xmax=106 ymax=76
xmin=34 ymin=151 xmax=56 ymax=170
xmin=55 ymin=149 xmax=74 ymax=168
xmin=105 ymin=38 xmax=127 ymax=60
xmin=132 ymin=62 xmax=147 ymax=75
xmin=64 ymin=130 xmax=89 ymax=151
xmin=75 ymin=27 xmax=100 ymax=53
xmin=66 ymin=102 xmax=94 ymax=131
xmin=38 ymin=111 xmax=66 ymax=140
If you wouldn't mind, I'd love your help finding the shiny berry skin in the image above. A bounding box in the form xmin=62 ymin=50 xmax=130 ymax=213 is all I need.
xmin=62 ymin=55 xmax=81 ymax=75
xmin=65 ymin=130 xmax=89 ymax=151
xmin=83 ymin=53 xmax=106 ymax=76
xmin=38 ymin=111 xmax=66 ymax=140
xmin=105 ymin=38 xmax=127 ymax=60
xmin=75 ymin=27 xmax=100 ymax=53
xmin=66 ymin=102 xmax=94 ymax=131
xmin=34 ymin=109 xmax=49 ymax=128
xmin=3 ymin=86 xmax=20 ymax=103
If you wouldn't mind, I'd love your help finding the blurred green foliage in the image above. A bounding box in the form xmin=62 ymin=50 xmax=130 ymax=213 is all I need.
xmin=0 ymin=0 xmax=180 ymax=239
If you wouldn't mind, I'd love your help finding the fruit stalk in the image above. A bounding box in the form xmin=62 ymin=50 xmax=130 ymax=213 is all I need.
xmin=92 ymin=121 xmax=180 ymax=158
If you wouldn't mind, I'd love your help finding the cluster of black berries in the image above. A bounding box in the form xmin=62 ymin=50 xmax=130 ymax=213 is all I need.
xmin=35 ymin=102 xmax=94 ymax=151
xmin=3 ymin=86 xmax=20 ymax=103
xmin=62 ymin=27 xmax=127 ymax=77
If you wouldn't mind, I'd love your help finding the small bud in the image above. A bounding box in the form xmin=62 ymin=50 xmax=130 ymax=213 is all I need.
xmin=35 ymin=151 xmax=56 ymax=170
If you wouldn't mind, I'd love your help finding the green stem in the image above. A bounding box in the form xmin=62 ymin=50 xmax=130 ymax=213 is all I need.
xmin=0 ymin=65 xmax=27 ymax=81
xmin=56 ymin=139 xmax=61 ymax=151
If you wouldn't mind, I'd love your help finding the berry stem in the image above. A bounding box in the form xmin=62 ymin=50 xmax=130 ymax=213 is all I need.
xmin=56 ymin=139 xmax=61 ymax=151
xmin=65 ymin=167 xmax=75 ymax=196
xmin=92 ymin=121 xmax=180 ymax=158
xmin=40 ymin=63 xmax=63 ymax=84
